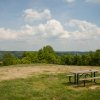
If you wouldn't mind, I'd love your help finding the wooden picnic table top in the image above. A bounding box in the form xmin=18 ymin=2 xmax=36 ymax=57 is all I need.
xmin=70 ymin=69 xmax=99 ymax=74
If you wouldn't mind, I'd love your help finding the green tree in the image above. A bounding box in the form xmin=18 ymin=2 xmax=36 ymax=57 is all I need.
xmin=38 ymin=49 xmax=45 ymax=63
xmin=38 ymin=45 xmax=58 ymax=64
xmin=73 ymin=55 xmax=82 ymax=65
xmin=3 ymin=52 xmax=17 ymax=66
xmin=21 ymin=51 xmax=38 ymax=64
xmin=81 ymin=54 xmax=91 ymax=65
xmin=60 ymin=55 xmax=74 ymax=65
xmin=93 ymin=50 xmax=100 ymax=66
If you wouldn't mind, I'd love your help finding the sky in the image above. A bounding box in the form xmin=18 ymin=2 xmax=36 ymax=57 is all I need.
xmin=0 ymin=0 xmax=100 ymax=51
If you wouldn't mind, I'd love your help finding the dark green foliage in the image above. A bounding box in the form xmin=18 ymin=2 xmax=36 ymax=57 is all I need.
xmin=3 ymin=52 xmax=18 ymax=66
xmin=73 ymin=55 xmax=82 ymax=65
xmin=60 ymin=55 xmax=73 ymax=65
xmin=38 ymin=45 xmax=59 ymax=64
xmin=93 ymin=50 xmax=100 ymax=66
xmin=60 ymin=49 xmax=100 ymax=66
xmin=1 ymin=46 xmax=100 ymax=66
xmin=21 ymin=51 xmax=38 ymax=64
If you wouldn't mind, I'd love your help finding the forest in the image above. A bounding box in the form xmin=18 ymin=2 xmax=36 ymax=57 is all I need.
xmin=0 ymin=45 xmax=100 ymax=66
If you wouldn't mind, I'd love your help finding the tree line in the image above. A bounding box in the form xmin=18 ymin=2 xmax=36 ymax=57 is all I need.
xmin=0 ymin=45 xmax=100 ymax=66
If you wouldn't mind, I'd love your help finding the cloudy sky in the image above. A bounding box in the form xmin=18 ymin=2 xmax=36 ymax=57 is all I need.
xmin=0 ymin=0 xmax=100 ymax=51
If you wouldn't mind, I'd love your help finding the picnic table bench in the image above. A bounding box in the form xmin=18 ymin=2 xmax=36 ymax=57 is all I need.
xmin=67 ymin=69 xmax=100 ymax=86
xmin=80 ymin=76 xmax=100 ymax=86
xmin=66 ymin=74 xmax=74 ymax=83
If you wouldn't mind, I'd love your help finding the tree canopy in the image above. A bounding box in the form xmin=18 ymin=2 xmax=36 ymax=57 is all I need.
xmin=1 ymin=46 xmax=100 ymax=66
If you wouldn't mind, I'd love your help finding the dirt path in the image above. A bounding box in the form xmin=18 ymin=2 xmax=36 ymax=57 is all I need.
xmin=0 ymin=64 xmax=99 ymax=81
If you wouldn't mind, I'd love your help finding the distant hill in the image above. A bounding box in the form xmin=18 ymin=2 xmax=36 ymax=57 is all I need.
xmin=56 ymin=51 xmax=89 ymax=56
xmin=0 ymin=51 xmax=24 ymax=59
xmin=0 ymin=51 xmax=90 ymax=60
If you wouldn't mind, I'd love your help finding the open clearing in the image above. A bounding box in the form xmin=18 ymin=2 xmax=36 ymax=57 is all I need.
xmin=0 ymin=64 xmax=100 ymax=100
xmin=0 ymin=64 xmax=100 ymax=81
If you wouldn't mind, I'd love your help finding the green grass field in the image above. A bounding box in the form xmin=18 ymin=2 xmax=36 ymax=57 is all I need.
xmin=0 ymin=64 xmax=100 ymax=100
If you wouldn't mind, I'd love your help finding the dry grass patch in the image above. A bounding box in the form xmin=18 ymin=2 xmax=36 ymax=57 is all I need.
xmin=0 ymin=64 xmax=100 ymax=81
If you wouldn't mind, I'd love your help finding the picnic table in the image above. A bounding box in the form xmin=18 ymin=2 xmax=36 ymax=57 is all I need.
xmin=68 ymin=69 xmax=100 ymax=86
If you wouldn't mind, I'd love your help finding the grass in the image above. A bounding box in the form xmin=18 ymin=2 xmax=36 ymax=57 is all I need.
xmin=0 ymin=64 xmax=100 ymax=100
xmin=0 ymin=74 xmax=100 ymax=100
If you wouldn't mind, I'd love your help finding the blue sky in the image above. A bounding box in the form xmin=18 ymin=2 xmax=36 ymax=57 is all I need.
xmin=0 ymin=0 xmax=100 ymax=51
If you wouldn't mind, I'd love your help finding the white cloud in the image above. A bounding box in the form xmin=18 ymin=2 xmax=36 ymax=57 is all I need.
xmin=0 ymin=26 xmax=36 ymax=40
xmin=64 ymin=0 xmax=75 ymax=3
xmin=0 ymin=28 xmax=18 ymax=40
xmin=0 ymin=19 xmax=100 ymax=41
xmin=23 ymin=9 xmax=51 ymax=21
xmin=21 ymin=25 xmax=35 ymax=35
xmin=86 ymin=0 xmax=100 ymax=3
xmin=31 ymin=19 xmax=70 ymax=38
xmin=0 ymin=19 xmax=70 ymax=40
xmin=69 ymin=19 xmax=100 ymax=39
